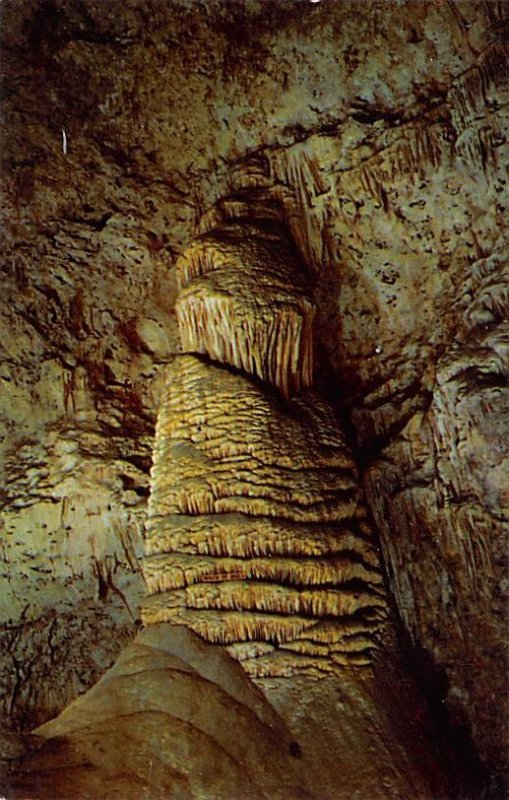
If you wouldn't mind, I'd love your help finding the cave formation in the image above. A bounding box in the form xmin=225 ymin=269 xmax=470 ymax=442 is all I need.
xmin=0 ymin=1 xmax=508 ymax=798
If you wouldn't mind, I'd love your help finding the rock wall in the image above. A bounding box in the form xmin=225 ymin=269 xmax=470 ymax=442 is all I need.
xmin=264 ymin=33 xmax=509 ymax=780
xmin=1 ymin=0 xmax=507 ymax=791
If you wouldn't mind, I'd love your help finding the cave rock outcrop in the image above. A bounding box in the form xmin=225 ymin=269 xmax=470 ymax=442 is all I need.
xmin=1 ymin=0 xmax=508 ymax=796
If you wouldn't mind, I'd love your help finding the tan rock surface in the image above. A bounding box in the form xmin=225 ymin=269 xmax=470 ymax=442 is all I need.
xmin=176 ymin=223 xmax=314 ymax=397
xmin=1 ymin=0 xmax=507 ymax=794
xmin=5 ymin=623 xmax=457 ymax=800
xmin=265 ymin=33 xmax=509 ymax=779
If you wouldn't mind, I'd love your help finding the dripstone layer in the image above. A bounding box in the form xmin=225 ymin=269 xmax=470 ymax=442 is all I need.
xmin=143 ymin=356 xmax=385 ymax=677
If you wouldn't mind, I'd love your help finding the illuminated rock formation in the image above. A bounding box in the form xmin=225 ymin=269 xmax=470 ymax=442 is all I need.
xmin=143 ymin=355 xmax=386 ymax=676
xmin=143 ymin=214 xmax=387 ymax=681
xmin=2 ymin=1 xmax=507 ymax=796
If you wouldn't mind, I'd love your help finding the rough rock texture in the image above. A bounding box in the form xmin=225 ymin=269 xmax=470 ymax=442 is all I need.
xmin=264 ymin=33 xmax=509 ymax=782
xmin=4 ymin=192 xmax=460 ymax=797
xmin=5 ymin=177 xmax=483 ymax=797
xmin=1 ymin=0 xmax=507 ymax=795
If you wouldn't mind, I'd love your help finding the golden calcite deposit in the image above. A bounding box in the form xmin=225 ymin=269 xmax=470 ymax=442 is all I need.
xmin=175 ymin=224 xmax=314 ymax=398
xmin=143 ymin=356 xmax=385 ymax=676
xmin=144 ymin=212 xmax=386 ymax=678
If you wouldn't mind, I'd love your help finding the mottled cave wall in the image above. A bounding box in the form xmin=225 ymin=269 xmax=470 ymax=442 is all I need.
xmin=0 ymin=0 xmax=507 ymax=793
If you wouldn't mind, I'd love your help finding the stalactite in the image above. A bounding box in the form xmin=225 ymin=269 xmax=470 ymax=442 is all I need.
xmin=449 ymin=41 xmax=509 ymax=133
xmin=346 ymin=122 xmax=454 ymax=202
xmin=264 ymin=41 xmax=506 ymax=290
xmin=269 ymin=143 xmax=332 ymax=272
xmin=175 ymin=226 xmax=315 ymax=398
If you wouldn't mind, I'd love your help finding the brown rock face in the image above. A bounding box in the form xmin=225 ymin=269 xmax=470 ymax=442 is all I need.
xmin=266 ymin=35 xmax=509 ymax=781
xmin=1 ymin=0 xmax=507 ymax=795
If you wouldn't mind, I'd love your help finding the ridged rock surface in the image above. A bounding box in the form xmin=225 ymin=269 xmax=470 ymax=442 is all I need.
xmin=1 ymin=0 xmax=507 ymax=795
xmin=176 ymin=224 xmax=314 ymax=397
xmin=143 ymin=355 xmax=386 ymax=677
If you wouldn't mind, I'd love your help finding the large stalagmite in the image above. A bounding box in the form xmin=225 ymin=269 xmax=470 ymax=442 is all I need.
xmin=145 ymin=222 xmax=386 ymax=679
xmin=1 ymin=0 xmax=507 ymax=797
xmin=5 ymin=186 xmax=461 ymax=800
